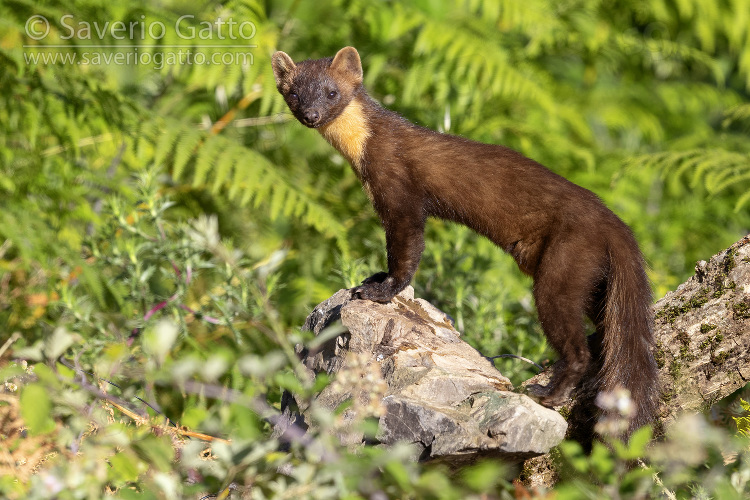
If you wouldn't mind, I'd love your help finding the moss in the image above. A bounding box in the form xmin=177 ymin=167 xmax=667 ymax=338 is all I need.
xmin=679 ymin=345 xmax=695 ymax=361
xmin=700 ymin=331 xmax=724 ymax=351
xmin=698 ymin=331 xmax=727 ymax=369
xmin=732 ymin=301 xmax=750 ymax=319
xmin=710 ymin=351 xmax=729 ymax=365
xmin=656 ymin=287 xmax=712 ymax=324
xmin=676 ymin=330 xmax=690 ymax=345
xmin=724 ymin=248 xmax=738 ymax=271
xmin=669 ymin=359 xmax=681 ymax=379
xmin=654 ymin=344 xmax=666 ymax=369
xmin=700 ymin=323 xmax=717 ymax=333
xmin=710 ymin=248 xmax=738 ymax=298
xmin=661 ymin=387 xmax=676 ymax=403
xmin=675 ymin=329 xmax=693 ymax=361
xmin=519 ymin=459 xmax=537 ymax=485
xmin=557 ymin=406 xmax=571 ymax=420
xmin=687 ymin=287 xmax=710 ymax=309
xmin=655 ymin=305 xmax=682 ymax=324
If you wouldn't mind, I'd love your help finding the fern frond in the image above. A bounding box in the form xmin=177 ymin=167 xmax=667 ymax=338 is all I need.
xmin=153 ymin=126 xmax=183 ymax=168
xmin=734 ymin=189 xmax=750 ymax=212
xmin=646 ymin=0 xmax=750 ymax=89
xmin=724 ymin=103 xmax=750 ymax=127
xmin=193 ymin=135 xmax=227 ymax=191
xmin=708 ymin=168 xmax=750 ymax=195
xmin=629 ymin=148 xmax=750 ymax=210
xmin=145 ymin=120 xmax=351 ymax=255
xmin=174 ymin=128 xmax=205 ymax=181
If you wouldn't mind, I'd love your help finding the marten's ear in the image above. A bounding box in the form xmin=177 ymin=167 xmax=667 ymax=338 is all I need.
xmin=330 ymin=46 xmax=362 ymax=85
xmin=272 ymin=51 xmax=296 ymax=85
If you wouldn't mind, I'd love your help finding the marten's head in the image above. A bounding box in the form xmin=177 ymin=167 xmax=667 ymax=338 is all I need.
xmin=272 ymin=47 xmax=363 ymax=128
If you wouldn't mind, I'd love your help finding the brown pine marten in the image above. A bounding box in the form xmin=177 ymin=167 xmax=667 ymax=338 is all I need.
xmin=272 ymin=46 xmax=659 ymax=434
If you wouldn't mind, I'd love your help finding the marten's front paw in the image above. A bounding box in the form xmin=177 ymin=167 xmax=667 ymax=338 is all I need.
xmin=352 ymin=279 xmax=398 ymax=303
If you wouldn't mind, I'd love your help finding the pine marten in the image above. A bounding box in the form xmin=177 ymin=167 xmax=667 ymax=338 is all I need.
xmin=272 ymin=46 xmax=659 ymax=433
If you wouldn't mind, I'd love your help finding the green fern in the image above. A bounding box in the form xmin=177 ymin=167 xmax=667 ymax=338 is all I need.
xmin=735 ymin=399 xmax=750 ymax=438
xmin=146 ymin=120 xmax=350 ymax=256
xmin=629 ymin=148 xmax=750 ymax=211
xmin=725 ymin=103 xmax=750 ymax=127
xmin=646 ymin=0 xmax=750 ymax=89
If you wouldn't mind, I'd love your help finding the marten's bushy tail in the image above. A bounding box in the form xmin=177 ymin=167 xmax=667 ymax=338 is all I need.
xmin=600 ymin=237 xmax=659 ymax=432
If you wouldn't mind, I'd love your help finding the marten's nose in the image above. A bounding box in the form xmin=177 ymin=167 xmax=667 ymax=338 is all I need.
xmin=302 ymin=109 xmax=320 ymax=126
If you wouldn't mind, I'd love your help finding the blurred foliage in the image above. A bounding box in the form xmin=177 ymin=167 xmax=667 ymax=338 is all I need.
xmin=737 ymin=400 xmax=750 ymax=439
xmin=1 ymin=0 xmax=750 ymax=497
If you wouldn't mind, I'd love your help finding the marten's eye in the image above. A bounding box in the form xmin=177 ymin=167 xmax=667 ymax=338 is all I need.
xmin=289 ymin=92 xmax=298 ymax=101
xmin=327 ymin=90 xmax=338 ymax=99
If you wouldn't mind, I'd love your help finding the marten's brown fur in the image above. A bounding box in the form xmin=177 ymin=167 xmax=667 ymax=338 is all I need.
xmin=272 ymin=46 xmax=659 ymax=433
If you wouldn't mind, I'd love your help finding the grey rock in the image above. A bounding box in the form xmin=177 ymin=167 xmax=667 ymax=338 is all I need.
xmin=280 ymin=286 xmax=567 ymax=465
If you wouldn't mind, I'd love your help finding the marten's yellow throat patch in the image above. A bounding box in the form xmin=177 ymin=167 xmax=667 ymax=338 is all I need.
xmin=319 ymin=99 xmax=370 ymax=173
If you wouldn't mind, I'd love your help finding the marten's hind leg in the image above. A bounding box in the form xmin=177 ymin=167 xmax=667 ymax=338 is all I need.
xmin=527 ymin=242 xmax=601 ymax=407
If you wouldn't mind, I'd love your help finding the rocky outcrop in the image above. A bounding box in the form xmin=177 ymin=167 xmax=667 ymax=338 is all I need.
xmin=653 ymin=234 xmax=750 ymax=426
xmin=274 ymin=286 xmax=567 ymax=465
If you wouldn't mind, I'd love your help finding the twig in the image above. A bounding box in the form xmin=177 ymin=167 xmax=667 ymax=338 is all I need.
xmin=213 ymin=114 xmax=291 ymax=129
xmin=107 ymin=400 xmax=230 ymax=444
xmin=489 ymin=354 xmax=544 ymax=372
xmin=177 ymin=380 xmax=332 ymax=460
xmin=638 ymin=459 xmax=677 ymax=500
xmin=0 ymin=332 xmax=21 ymax=359
xmin=207 ymin=90 xmax=263 ymax=136
xmin=60 ymin=358 xmax=230 ymax=444
xmin=60 ymin=358 xmax=155 ymax=420
xmin=0 ymin=239 xmax=11 ymax=260
xmin=89 ymin=141 xmax=127 ymax=235
xmin=60 ymin=359 xmax=149 ymax=419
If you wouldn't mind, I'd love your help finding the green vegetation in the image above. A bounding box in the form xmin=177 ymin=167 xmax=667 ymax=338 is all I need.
xmin=700 ymin=323 xmax=718 ymax=333
xmin=2 ymin=0 xmax=750 ymax=497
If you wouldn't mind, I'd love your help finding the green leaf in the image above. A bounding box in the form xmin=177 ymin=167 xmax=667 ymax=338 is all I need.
xmin=237 ymin=351 xmax=288 ymax=377
xmin=117 ymin=487 xmax=159 ymax=500
xmin=43 ymin=327 xmax=76 ymax=360
xmin=133 ymin=435 xmax=175 ymax=472
xmin=384 ymin=460 xmax=412 ymax=492
xmin=19 ymin=384 xmax=56 ymax=435
xmin=312 ymin=373 xmax=331 ymax=393
xmin=461 ymin=460 xmax=505 ymax=492
xmin=143 ymin=319 xmax=180 ymax=364
xmin=307 ymin=322 xmax=349 ymax=350
xmin=180 ymin=407 xmax=208 ymax=429
xmin=560 ymin=440 xmax=588 ymax=473
xmin=273 ymin=371 xmax=305 ymax=393
xmin=108 ymin=450 xmax=146 ymax=483
xmin=627 ymin=425 xmax=653 ymax=456
xmin=31 ymin=363 xmax=61 ymax=389
xmin=616 ymin=425 xmax=653 ymax=460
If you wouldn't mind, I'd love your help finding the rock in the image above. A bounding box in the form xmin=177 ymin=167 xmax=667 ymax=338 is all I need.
xmin=653 ymin=234 xmax=750 ymax=426
xmin=277 ymin=286 xmax=567 ymax=465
